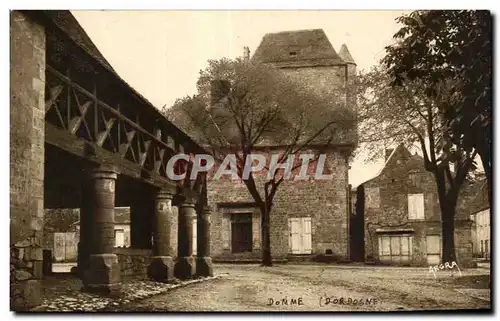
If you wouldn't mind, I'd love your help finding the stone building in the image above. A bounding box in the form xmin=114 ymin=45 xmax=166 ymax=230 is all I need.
xmin=351 ymin=145 xmax=474 ymax=267
xmin=468 ymin=179 xmax=490 ymax=259
xmin=208 ymin=29 xmax=358 ymax=262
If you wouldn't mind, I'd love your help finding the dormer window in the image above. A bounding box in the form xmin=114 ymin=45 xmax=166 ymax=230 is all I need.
xmin=289 ymin=51 xmax=297 ymax=57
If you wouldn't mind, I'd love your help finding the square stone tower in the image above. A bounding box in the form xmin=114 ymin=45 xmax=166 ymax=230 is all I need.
xmin=251 ymin=28 xmax=357 ymax=147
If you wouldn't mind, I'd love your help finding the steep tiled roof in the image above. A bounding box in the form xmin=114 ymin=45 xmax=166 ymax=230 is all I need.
xmin=40 ymin=10 xmax=115 ymax=72
xmin=252 ymin=29 xmax=345 ymax=67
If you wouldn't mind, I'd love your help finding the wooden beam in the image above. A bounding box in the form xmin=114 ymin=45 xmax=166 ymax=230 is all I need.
xmin=69 ymin=101 xmax=91 ymax=134
xmin=45 ymin=123 xmax=176 ymax=190
xmin=45 ymin=85 xmax=64 ymax=114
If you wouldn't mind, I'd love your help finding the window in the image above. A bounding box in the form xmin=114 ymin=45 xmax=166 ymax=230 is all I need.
xmin=289 ymin=51 xmax=297 ymax=57
xmin=378 ymin=234 xmax=413 ymax=263
xmin=408 ymin=170 xmax=421 ymax=187
xmin=408 ymin=194 xmax=425 ymax=220
xmin=115 ymin=229 xmax=125 ymax=247
xmin=289 ymin=217 xmax=312 ymax=254
xmin=365 ymin=187 xmax=381 ymax=209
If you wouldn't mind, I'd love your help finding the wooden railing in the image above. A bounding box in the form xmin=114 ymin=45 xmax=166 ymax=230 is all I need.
xmin=45 ymin=64 xmax=203 ymax=192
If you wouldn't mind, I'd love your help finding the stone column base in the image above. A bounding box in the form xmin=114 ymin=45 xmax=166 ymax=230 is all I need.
xmin=174 ymin=256 xmax=196 ymax=280
xmin=148 ymin=256 xmax=175 ymax=282
xmin=196 ymin=257 xmax=213 ymax=277
xmin=83 ymin=253 xmax=121 ymax=296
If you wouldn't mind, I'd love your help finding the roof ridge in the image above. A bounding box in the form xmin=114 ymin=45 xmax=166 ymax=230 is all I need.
xmin=252 ymin=28 xmax=344 ymax=65
xmin=353 ymin=144 xmax=405 ymax=187
xmin=264 ymin=28 xmax=325 ymax=35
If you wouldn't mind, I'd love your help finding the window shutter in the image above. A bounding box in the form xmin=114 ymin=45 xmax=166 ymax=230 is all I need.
xmin=288 ymin=218 xmax=291 ymax=252
xmin=302 ymin=217 xmax=312 ymax=254
xmin=222 ymin=214 xmax=230 ymax=250
xmin=408 ymin=194 xmax=424 ymax=219
xmin=415 ymin=194 xmax=425 ymax=219
xmin=252 ymin=211 xmax=260 ymax=250
xmin=408 ymin=195 xmax=415 ymax=219
xmin=426 ymin=235 xmax=441 ymax=265
xmin=289 ymin=218 xmax=301 ymax=254
xmin=192 ymin=218 xmax=197 ymax=256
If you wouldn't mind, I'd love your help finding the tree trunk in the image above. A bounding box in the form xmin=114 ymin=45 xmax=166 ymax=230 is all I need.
xmin=260 ymin=204 xmax=272 ymax=266
xmin=441 ymin=209 xmax=456 ymax=263
xmin=439 ymin=190 xmax=459 ymax=263
xmin=434 ymin=169 xmax=459 ymax=264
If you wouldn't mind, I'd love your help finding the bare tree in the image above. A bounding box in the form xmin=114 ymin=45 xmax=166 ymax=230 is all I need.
xmin=165 ymin=57 xmax=355 ymax=266
xmin=357 ymin=66 xmax=477 ymax=263
xmin=43 ymin=209 xmax=79 ymax=233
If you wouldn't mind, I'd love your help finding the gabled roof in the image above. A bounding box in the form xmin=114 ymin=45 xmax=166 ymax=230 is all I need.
xmin=338 ymin=44 xmax=356 ymax=65
xmin=252 ymin=29 xmax=345 ymax=67
xmin=355 ymin=144 xmax=419 ymax=187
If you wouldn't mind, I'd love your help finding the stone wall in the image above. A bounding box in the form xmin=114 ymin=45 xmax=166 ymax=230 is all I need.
xmin=115 ymin=248 xmax=152 ymax=278
xmin=280 ymin=65 xmax=357 ymax=145
xmin=208 ymin=149 xmax=350 ymax=260
xmin=10 ymin=10 xmax=46 ymax=311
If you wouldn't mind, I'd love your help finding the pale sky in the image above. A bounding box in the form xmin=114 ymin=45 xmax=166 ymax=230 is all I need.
xmin=72 ymin=10 xmax=411 ymax=187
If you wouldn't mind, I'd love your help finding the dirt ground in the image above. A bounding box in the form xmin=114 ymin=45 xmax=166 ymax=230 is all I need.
xmin=109 ymin=263 xmax=491 ymax=312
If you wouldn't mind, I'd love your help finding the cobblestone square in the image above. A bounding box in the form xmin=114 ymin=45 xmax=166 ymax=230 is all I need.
xmin=105 ymin=264 xmax=491 ymax=312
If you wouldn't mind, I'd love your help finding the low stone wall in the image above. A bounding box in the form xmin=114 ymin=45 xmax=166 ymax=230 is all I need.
xmin=115 ymin=248 xmax=152 ymax=278
xmin=11 ymin=240 xmax=44 ymax=310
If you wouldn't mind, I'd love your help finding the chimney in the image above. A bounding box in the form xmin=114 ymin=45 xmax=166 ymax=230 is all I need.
xmin=243 ymin=46 xmax=250 ymax=60
xmin=385 ymin=148 xmax=394 ymax=161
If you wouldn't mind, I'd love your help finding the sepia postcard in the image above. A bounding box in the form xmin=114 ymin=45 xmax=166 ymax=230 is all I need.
xmin=9 ymin=7 xmax=492 ymax=313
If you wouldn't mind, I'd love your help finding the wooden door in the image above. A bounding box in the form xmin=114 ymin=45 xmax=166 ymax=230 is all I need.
xmin=288 ymin=217 xmax=312 ymax=254
xmin=231 ymin=214 xmax=253 ymax=253
xmin=426 ymin=235 xmax=441 ymax=265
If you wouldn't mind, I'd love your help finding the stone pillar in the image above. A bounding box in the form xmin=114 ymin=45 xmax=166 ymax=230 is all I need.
xmin=196 ymin=206 xmax=213 ymax=276
xmin=83 ymin=165 xmax=121 ymax=295
xmin=174 ymin=200 xmax=196 ymax=279
xmin=148 ymin=189 xmax=175 ymax=282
